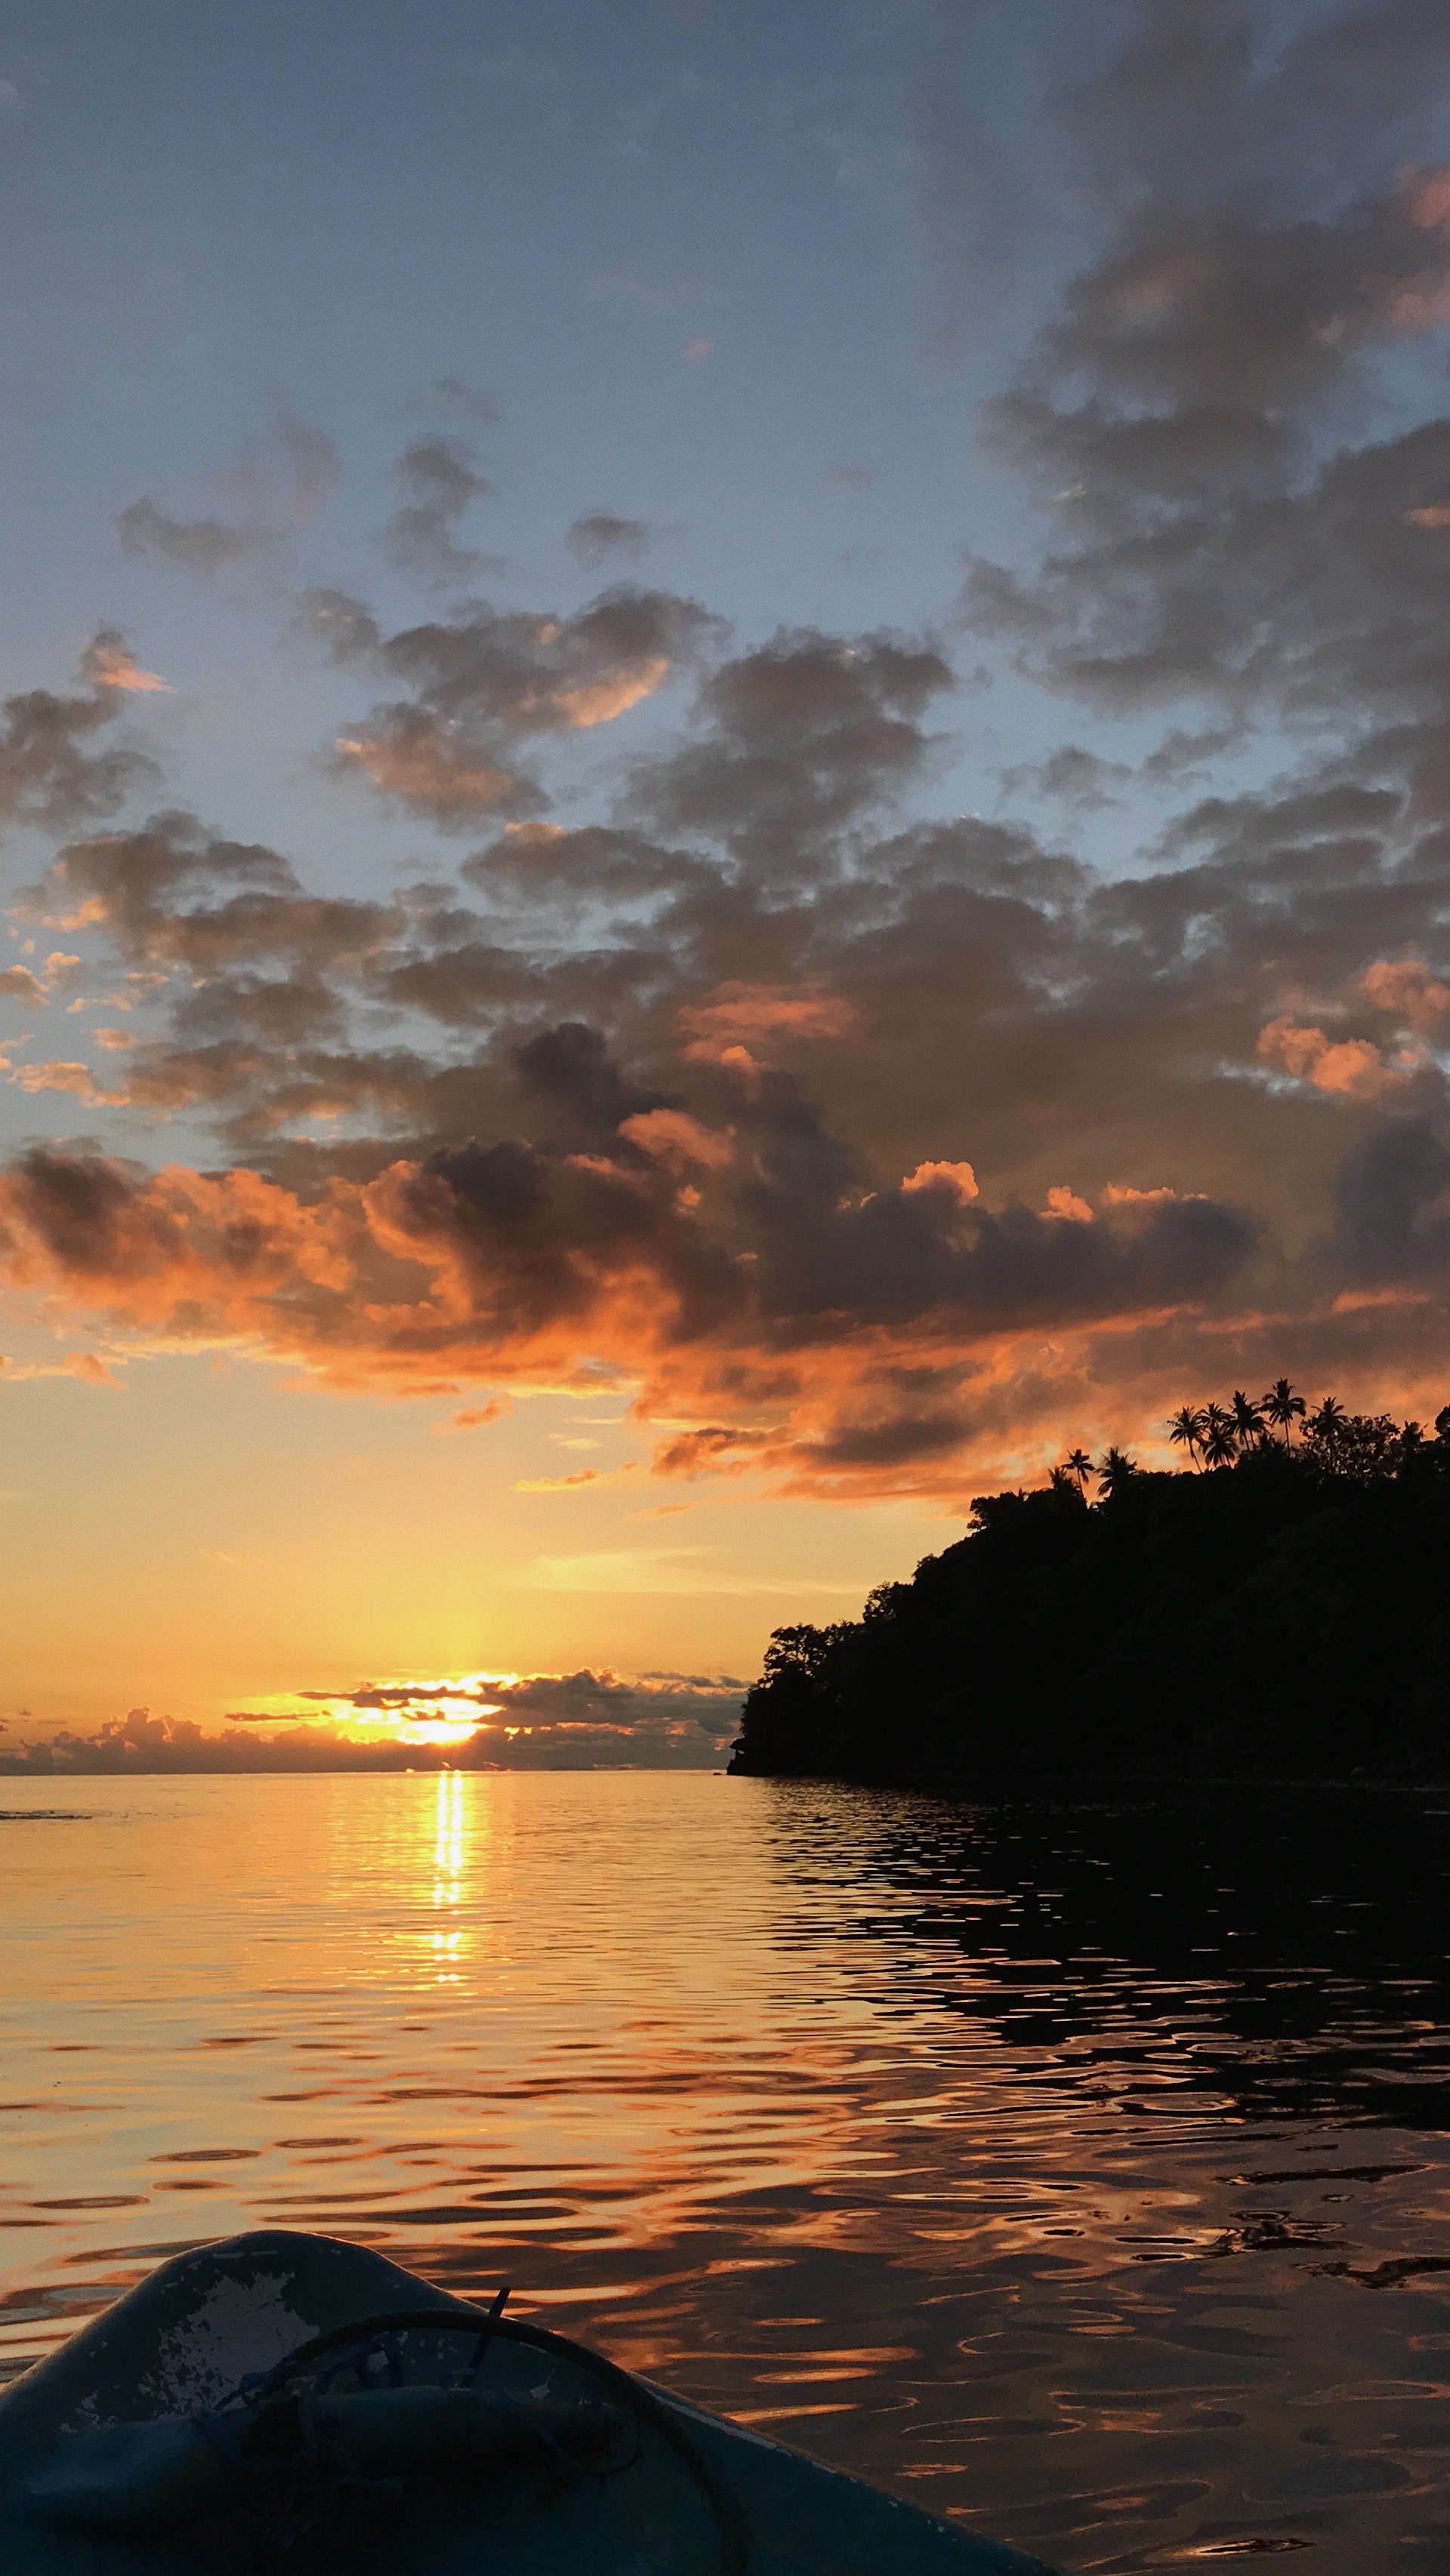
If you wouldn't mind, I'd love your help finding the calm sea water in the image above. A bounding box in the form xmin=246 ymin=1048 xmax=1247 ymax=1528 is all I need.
xmin=3 ymin=1771 xmax=1450 ymax=2571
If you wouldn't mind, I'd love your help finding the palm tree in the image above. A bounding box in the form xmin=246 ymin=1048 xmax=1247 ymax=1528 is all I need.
xmin=1063 ymin=1446 xmax=1094 ymax=1496
xmin=1167 ymin=1404 xmax=1208 ymax=1468
xmin=1260 ymin=1376 xmax=1306 ymax=1445
xmin=1231 ymin=1388 xmax=1266 ymax=1449
xmin=1201 ymin=1402 xmax=1238 ymax=1468
xmin=1309 ymin=1394 xmax=1345 ymax=1444
xmin=1096 ymin=1445 xmax=1138 ymax=1499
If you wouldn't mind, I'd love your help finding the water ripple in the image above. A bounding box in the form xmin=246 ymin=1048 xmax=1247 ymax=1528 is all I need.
xmin=2 ymin=1773 xmax=1449 ymax=2573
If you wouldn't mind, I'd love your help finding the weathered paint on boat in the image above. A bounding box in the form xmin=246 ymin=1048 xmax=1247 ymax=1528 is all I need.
xmin=0 ymin=2230 xmax=1060 ymax=2574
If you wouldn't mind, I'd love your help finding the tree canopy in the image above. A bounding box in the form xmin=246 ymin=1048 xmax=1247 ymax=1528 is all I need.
xmin=730 ymin=1389 xmax=1450 ymax=1789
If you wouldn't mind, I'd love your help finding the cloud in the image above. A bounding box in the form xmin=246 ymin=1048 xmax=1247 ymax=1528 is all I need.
xmin=1359 ymin=957 xmax=1450 ymax=1028
xmin=83 ymin=640 xmax=173 ymax=695
xmin=948 ymin=14 xmax=1450 ymax=755
xmin=901 ymin=1160 xmax=978 ymax=1206
xmin=381 ymin=436 xmax=496 ymax=589
xmin=514 ymin=1466 xmax=603 ymax=1490
xmin=618 ymin=1108 xmax=734 ymax=1170
xmin=16 ymin=20 xmax=1450 ymax=1519
xmin=0 ymin=1666 xmax=743 ymax=1773
xmin=566 ymin=513 xmax=655 ymax=567
xmin=439 ymin=1397 xmax=511 ymax=1433
xmin=628 ymin=628 xmax=952 ymax=881
xmin=5 ymin=611 xmax=1450 ymax=1502
xmin=0 ymin=631 xmax=159 ymax=839
xmin=303 ymin=583 xmax=720 ymax=826
xmin=117 ymin=501 xmax=269 ymax=576
xmin=1257 ymin=1015 xmax=1418 ymax=1102
xmin=677 ymin=982 xmax=856 ymax=1068
xmin=117 ymin=414 xmax=341 ymax=575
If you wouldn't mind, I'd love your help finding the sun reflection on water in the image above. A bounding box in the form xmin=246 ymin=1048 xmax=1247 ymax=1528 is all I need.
xmin=430 ymin=1770 xmax=467 ymax=1980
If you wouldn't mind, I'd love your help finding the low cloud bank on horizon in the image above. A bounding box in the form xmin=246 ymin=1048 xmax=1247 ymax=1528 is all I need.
xmin=0 ymin=1668 xmax=743 ymax=1773
xmin=4 ymin=4 xmax=1450 ymax=1536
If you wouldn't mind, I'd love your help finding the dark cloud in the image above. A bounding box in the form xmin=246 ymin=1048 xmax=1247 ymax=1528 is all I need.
xmin=0 ymin=1669 xmax=739 ymax=1773
xmin=300 ymin=584 xmax=721 ymax=827
xmin=117 ymin=414 xmax=341 ymax=574
xmin=118 ymin=500 xmax=270 ymax=575
xmin=18 ymin=811 xmax=395 ymax=975
xmin=511 ymin=1018 xmax=665 ymax=1145
xmin=421 ymin=378 xmax=501 ymax=429
xmin=955 ymin=8 xmax=1450 ymax=763
xmin=566 ymin=513 xmax=655 ymax=567
xmin=382 ymin=436 xmax=498 ymax=589
xmin=0 ymin=631 xmax=159 ymax=837
xmin=1326 ymin=1118 xmax=1450 ymax=1283
xmin=626 ymin=628 xmax=954 ymax=884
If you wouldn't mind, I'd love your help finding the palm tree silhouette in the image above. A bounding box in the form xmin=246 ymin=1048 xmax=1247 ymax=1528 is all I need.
xmin=1231 ymin=1389 xmax=1265 ymax=1448
xmin=1096 ymin=1446 xmax=1138 ymax=1499
xmin=1201 ymin=1402 xmax=1238 ymax=1468
xmin=1167 ymin=1404 xmax=1207 ymax=1468
xmin=1309 ymin=1395 xmax=1345 ymax=1444
xmin=1260 ymin=1377 xmax=1306 ymax=1444
xmin=1063 ymin=1447 xmax=1094 ymax=1496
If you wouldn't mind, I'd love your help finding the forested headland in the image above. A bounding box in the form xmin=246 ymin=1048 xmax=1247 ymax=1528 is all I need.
xmin=729 ymin=1388 xmax=1450 ymax=1789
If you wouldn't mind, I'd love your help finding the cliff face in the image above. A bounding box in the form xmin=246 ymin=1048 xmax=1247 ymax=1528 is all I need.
xmin=730 ymin=1437 xmax=1450 ymax=1789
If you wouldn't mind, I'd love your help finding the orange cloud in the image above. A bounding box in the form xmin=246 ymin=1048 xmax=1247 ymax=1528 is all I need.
xmin=1044 ymin=1185 xmax=1094 ymax=1222
xmin=85 ymin=641 xmax=173 ymax=694
xmin=1357 ymin=957 xmax=1450 ymax=1028
xmin=554 ymin=656 xmax=669 ymax=729
xmin=1256 ymin=1014 xmax=1417 ymax=1100
xmin=436 ymin=1397 xmax=511 ymax=1434
xmin=618 ymin=1108 xmax=735 ymax=1170
xmin=1387 ymin=277 xmax=1450 ymax=331
xmin=514 ymin=1467 xmax=603 ymax=1491
xmin=1406 ymin=168 xmax=1450 ymax=233
xmin=1387 ymin=169 xmax=1450 ymax=329
xmin=335 ymin=731 xmax=520 ymax=815
xmin=1329 ymin=1286 xmax=1432 ymax=1315
xmin=0 ymin=1120 xmax=1438 ymax=1515
xmin=650 ymin=1425 xmax=773 ymax=1479
xmin=11 ymin=1059 xmax=128 ymax=1106
xmin=902 ymin=1159 xmax=978 ymax=1205
xmin=677 ymin=981 xmax=856 ymax=1065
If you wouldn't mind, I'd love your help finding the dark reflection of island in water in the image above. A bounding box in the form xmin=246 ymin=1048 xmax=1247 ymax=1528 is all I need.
xmin=760 ymin=1785 xmax=1450 ymax=2133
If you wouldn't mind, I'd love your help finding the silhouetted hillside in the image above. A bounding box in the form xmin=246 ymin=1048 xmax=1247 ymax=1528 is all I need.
xmin=730 ymin=1394 xmax=1450 ymax=1787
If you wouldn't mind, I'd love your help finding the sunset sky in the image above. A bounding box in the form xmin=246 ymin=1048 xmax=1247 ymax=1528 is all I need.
xmin=4 ymin=0 xmax=1450 ymax=1761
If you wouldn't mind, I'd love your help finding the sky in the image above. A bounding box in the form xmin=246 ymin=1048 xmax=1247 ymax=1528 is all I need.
xmin=4 ymin=0 xmax=1450 ymax=1766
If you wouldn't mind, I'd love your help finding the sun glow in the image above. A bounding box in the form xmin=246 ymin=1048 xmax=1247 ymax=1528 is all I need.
xmin=242 ymin=1670 xmax=521 ymax=1746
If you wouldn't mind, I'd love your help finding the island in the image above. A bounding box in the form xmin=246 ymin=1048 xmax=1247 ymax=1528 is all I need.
xmin=728 ymin=1388 xmax=1450 ymax=1789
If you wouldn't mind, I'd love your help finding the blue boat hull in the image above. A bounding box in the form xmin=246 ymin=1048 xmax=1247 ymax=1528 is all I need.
xmin=0 ymin=2231 xmax=1057 ymax=2574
